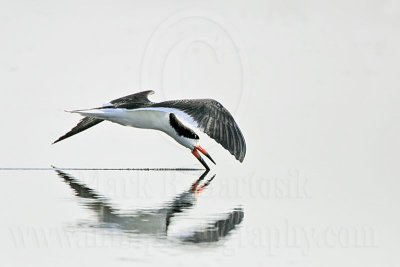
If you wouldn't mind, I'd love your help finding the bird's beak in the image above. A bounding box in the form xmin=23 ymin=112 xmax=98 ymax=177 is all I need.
xmin=192 ymin=148 xmax=209 ymax=170
xmin=192 ymin=145 xmax=216 ymax=170
xmin=195 ymin=145 xmax=216 ymax=165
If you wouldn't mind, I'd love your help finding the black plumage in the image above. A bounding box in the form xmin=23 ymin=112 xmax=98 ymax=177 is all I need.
xmin=169 ymin=113 xmax=199 ymax=140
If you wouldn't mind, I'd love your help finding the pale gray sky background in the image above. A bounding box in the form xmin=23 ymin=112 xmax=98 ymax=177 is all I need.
xmin=0 ymin=1 xmax=399 ymax=266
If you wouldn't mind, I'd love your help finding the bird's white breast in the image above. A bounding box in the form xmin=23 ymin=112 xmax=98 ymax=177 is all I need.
xmin=87 ymin=108 xmax=171 ymax=131
xmin=74 ymin=107 xmax=199 ymax=149
xmin=121 ymin=109 xmax=168 ymax=129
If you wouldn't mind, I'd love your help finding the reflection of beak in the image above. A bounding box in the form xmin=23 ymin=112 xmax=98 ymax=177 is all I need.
xmin=193 ymin=174 xmax=216 ymax=198
xmin=191 ymin=145 xmax=216 ymax=170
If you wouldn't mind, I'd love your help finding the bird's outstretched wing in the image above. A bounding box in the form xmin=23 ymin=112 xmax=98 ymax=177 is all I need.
xmin=53 ymin=117 xmax=103 ymax=144
xmin=151 ymin=99 xmax=246 ymax=162
xmin=53 ymin=90 xmax=154 ymax=144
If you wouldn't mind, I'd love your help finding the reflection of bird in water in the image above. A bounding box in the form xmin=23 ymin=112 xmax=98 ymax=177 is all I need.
xmin=53 ymin=90 xmax=246 ymax=170
xmin=54 ymin=168 xmax=244 ymax=243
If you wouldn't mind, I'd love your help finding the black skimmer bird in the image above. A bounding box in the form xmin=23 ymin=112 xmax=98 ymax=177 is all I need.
xmin=53 ymin=90 xmax=246 ymax=169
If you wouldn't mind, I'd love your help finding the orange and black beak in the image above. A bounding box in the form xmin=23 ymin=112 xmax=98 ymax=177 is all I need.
xmin=191 ymin=145 xmax=216 ymax=170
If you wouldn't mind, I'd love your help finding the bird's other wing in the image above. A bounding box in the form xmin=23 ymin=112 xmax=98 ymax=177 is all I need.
xmin=53 ymin=117 xmax=103 ymax=144
xmin=108 ymin=90 xmax=154 ymax=109
xmin=151 ymin=99 xmax=246 ymax=162
xmin=53 ymin=90 xmax=155 ymax=144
